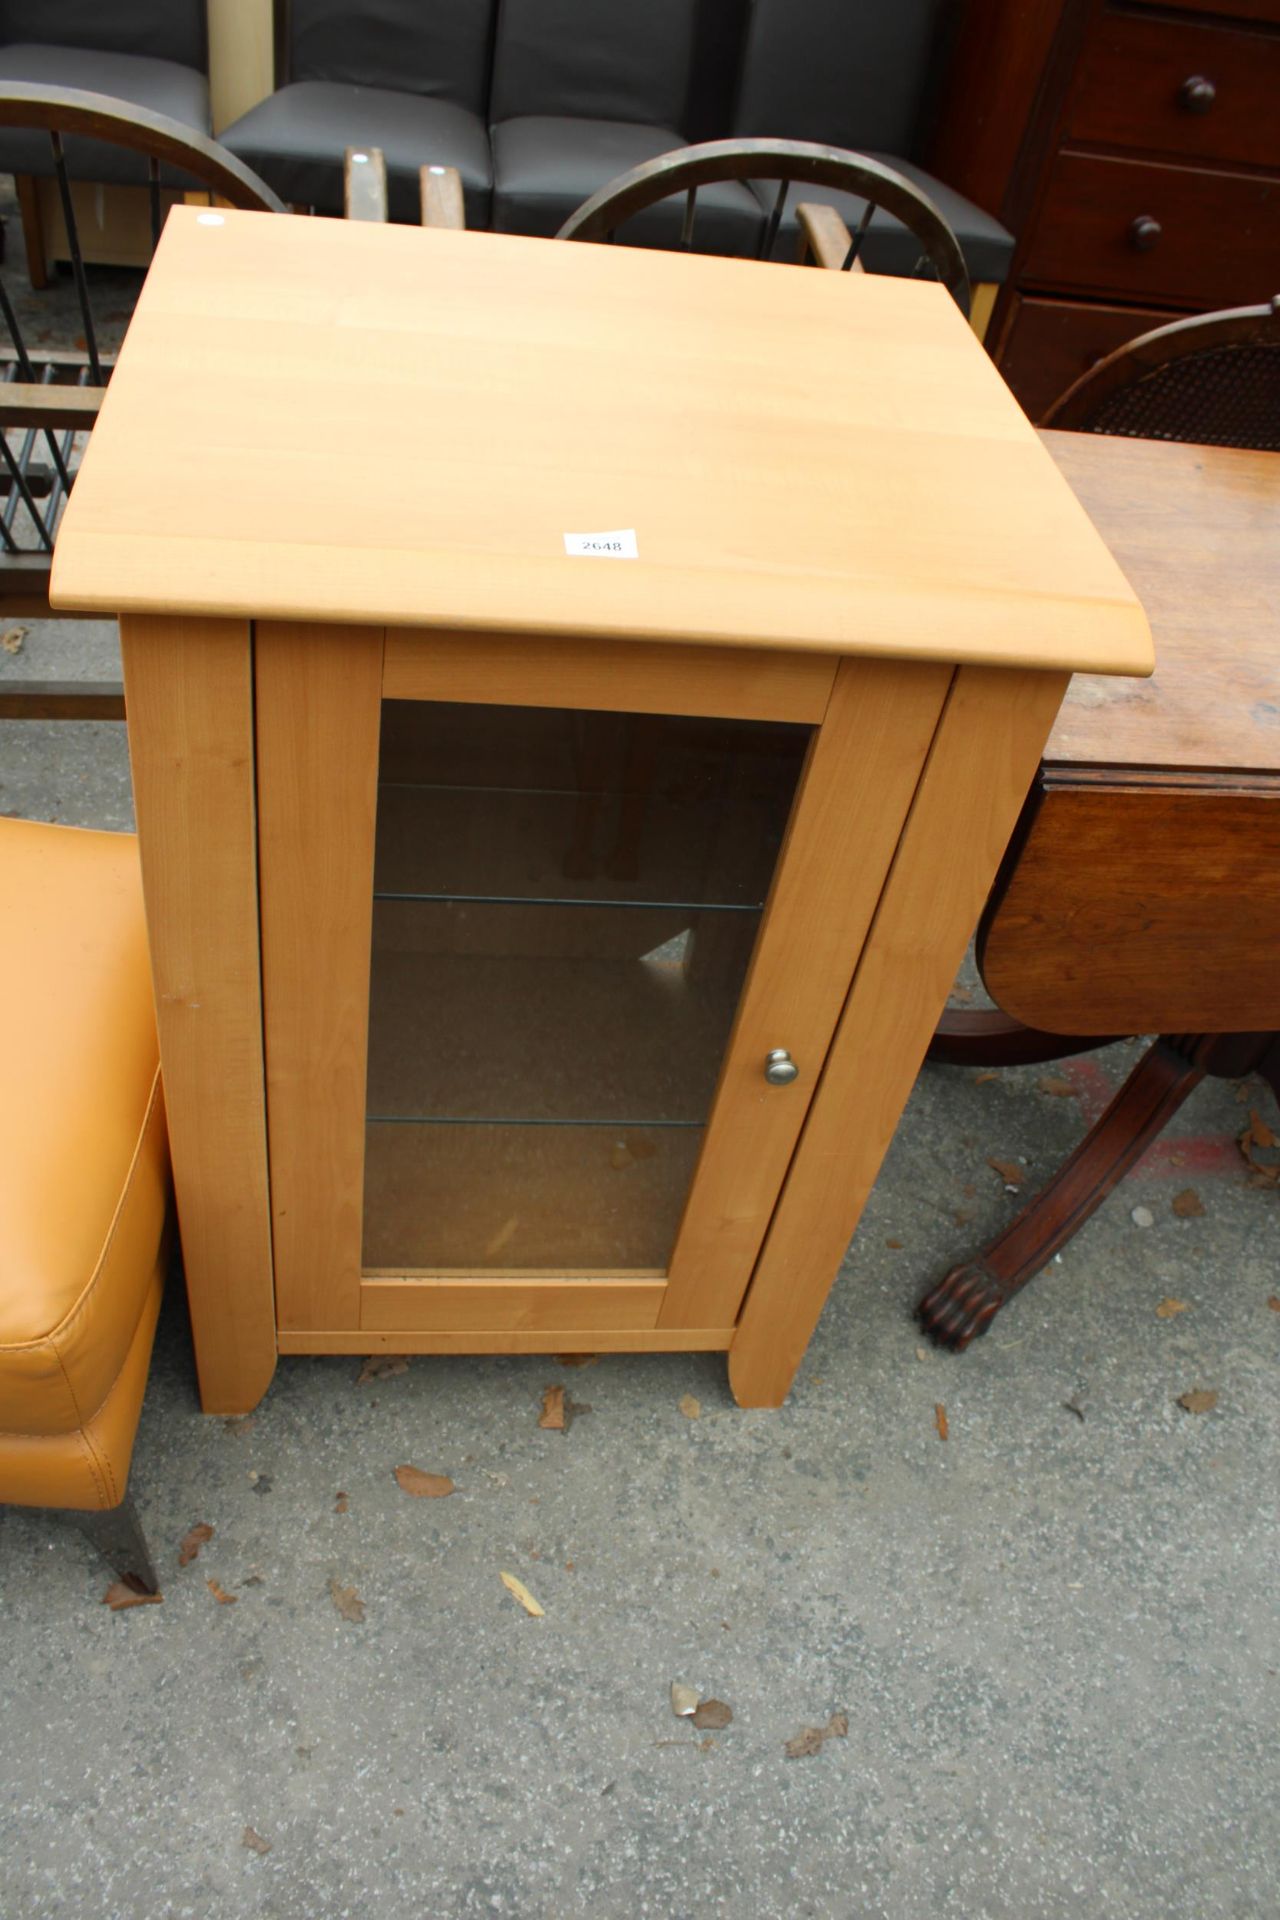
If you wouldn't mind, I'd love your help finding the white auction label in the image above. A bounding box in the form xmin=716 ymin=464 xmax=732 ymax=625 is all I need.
xmin=563 ymin=528 xmax=638 ymax=559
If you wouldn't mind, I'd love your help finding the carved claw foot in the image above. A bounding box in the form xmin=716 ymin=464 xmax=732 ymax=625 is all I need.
xmin=918 ymin=1263 xmax=1006 ymax=1350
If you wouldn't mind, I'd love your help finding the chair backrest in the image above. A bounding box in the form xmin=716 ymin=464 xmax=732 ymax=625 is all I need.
xmin=1042 ymin=297 xmax=1280 ymax=448
xmin=558 ymin=137 xmax=970 ymax=314
xmin=278 ymin=0 xmax=495 ymax=114
xmin=489 ymin=0 xmax=699 ymax=128
xmin=0 ymin=0 xmax=206 ymax=72
xmin=0 ymin=84 xmax=283 ymax=593
xmin=731 ymin=0 xmax=946 ymax=158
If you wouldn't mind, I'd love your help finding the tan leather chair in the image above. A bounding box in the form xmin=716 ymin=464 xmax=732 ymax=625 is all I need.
xmin=0 ymin=816 xmax=169 ymax=1589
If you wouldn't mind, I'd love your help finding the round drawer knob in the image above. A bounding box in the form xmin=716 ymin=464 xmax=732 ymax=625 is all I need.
xmin=1130 ymin=215 xmax=1163 ymax=252
xmin=764 ymin=1048 xmax=799 ymax=1086
xmin=1178 ymin=74 xmax=1216 ymax=113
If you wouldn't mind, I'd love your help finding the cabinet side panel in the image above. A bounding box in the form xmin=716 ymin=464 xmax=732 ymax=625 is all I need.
xmin=119 ymin=613 xmax=276 ymax=1414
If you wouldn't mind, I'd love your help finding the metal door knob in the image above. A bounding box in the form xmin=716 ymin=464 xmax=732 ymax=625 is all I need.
xmin=764 ymin=1048 xmax=798 ymax=1085
xmin=1129 ymin=215 xmax=1163 ymax=252
xmin=1178 ymin=75 xmax=1216 ymax=113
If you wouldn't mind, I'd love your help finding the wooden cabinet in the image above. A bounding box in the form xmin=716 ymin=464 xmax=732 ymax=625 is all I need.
xmin=930 ymin=0 xmax=1280 ymax=416
xmin=50 ymin=208 xmax=1150 ymax=1414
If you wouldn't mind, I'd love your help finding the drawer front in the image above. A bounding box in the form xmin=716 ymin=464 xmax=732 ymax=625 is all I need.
xmin=1024 ymin=151 xmax=1280 ymax=306
xmin=996 ymin=295 xmax=1173 ymax=422
xmin=1069 ymin=10 xmax=1280 ymax=172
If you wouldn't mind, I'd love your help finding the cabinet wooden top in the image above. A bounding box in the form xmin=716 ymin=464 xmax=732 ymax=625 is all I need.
xmin=51 ymin=208 xmax=1150 ymax=675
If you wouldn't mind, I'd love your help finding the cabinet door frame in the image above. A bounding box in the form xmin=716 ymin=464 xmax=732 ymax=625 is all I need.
xmin=256 ymin=621 xmax=950 ymax=1347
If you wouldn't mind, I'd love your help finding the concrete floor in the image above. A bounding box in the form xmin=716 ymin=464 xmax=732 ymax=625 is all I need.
xmin=2 ymin=614 xmax=1277 ymax=1920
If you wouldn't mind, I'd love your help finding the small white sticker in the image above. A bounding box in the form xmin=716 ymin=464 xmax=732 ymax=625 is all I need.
xmin=564 ymin=528 xmax=638 ymax=559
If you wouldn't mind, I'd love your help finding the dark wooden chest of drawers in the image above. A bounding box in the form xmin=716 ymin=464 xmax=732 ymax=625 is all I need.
xmin=930 ymin=0 xmax=1280 ymax=418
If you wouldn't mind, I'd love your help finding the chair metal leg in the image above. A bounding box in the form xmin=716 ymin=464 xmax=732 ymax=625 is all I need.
xmin=73 ymin=1491 xmax=159 ymax=1592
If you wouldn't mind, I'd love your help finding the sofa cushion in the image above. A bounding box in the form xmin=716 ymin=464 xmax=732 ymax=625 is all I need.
xmin=0 ymin=820 xmax=166 ymax=1459
xmin=494 ymin=117 xmax=763 ymax=253
xmin=750 ymin=155 xmax=1014 ymax=286
xmin=0 ymin=0 xmax=206 ymax=71
xmin=490 ymin=0 xmax=698 ymax=128
xmin=221 ymin=81 xmax=492 ymax=224
xmin=0 ymin=43 xmax=211 ymax=186
xmin=285 ymin=0 xmax=494 ymax=116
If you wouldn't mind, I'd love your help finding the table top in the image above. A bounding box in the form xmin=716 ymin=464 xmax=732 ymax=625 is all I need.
xmin=51 ymin=208 xmax=1150 ymax=677
xmin=1043 ymin=432 xmax=1280 ymax=777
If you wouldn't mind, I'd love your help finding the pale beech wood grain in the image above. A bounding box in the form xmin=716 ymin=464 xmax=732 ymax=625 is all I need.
xmin=118 ymin=614 xmax=276 ymax=1414
xmin=729 ymin=663 xmax=1069 ymax=1407
xmin=255 ymin=622 xmax=384 ymax=1333
xmin=360 ymin=1280 xmax=665 ymax=1333
xmin=51 ymin=209 xmax=1150 ymax=676
xmin=383 ymin=628 xmax=836 ymax=722
xmin=279 ymin=1326 xmax=734 ymax=1354
xmin=660 ymin=656 xmax=952 ymax=1327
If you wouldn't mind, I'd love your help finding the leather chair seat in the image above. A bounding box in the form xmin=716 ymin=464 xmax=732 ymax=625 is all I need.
xmin=0 ymin=819 xmax=168 ymax=1511
xmin=0 ymin=43 xmax=211 ymax=183
xmin=751 ymin=155 xmax=1015 ymax=285
xmin=221 ymin=80 xmax=493 ymax=225
xmin=493 ymin=116 xmax=764 ymax=252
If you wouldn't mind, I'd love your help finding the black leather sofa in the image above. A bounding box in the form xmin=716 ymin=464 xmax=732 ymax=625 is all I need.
xmin=0 ymin=1 xmax=211 ymax=182
xmin=221 ymin=0 xmax=1013 ymax=281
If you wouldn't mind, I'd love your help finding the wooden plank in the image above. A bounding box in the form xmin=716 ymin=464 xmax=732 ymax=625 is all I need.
xmin=361 ymin=1280 xmax=665 ymax=1333
xmin=420 ymin=164 xmax=466 ymax=229
xmin=728 ymin=662 xmax=1068 ymax=1407
xmin=0 ymin=679 xmax=124 ymax=720
xmin=255 ymin=621 xmax=384 ymax=1333
xmin=660 ymin=656 xmax=953 ymax=1327
xmin=1042 ymin=433 xmax=1280 ymax=776
xmin=981 ymin=780 xmax=1280 ymax=1034
xmin=118 ymin=613 xmax=276 ymax=1414
xmin=344 ymin=147 xmax=388 ymax=222
xmin=280 ymin=1326 xmax=734 ymax=1354
xmin=0 ymin=384 xmax=103 ymax=430
xmin=383 ymin=628 xmax=836 ymax=722
xmin=50 ymin=207 xmax=1151 ymax=679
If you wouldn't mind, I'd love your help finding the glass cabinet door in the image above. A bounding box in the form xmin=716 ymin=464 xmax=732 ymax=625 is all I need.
xmin=363 ymin=700 xmax=810 ymax=1274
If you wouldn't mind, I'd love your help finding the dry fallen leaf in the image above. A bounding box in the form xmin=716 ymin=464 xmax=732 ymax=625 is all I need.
xmin=974 ymin=1072 xmax=999 ymax=1087
xmin=950 ymin=983 xmax=974 ymax=1005
xmin=355 ymin=1354 xmax=409 ymax=1385
xmin=554 ymin=1353 xmax=599 ymax=1368
xmin=1177 ymin=1389 xmax=1218 ymax=1415
xmin=329 ymin=1578 xmax=365 ymax=1623
xmin=500 ymin=1570 xmax=545 ymax=1617
xmin=207 ymin=1578 xmax=238 ymax=1606
xmin=987 ymin=1156 xmax=1024 ymax=1188
xmin=242 ymin=1827 xmax=272 ymax=1856
xmin=678 ymin=1393 xmax=701 ymax=1420
xmin=1037 ymin=1076 xmax=1077 ymax=1098
xmin=1 ymin=624 xmax=26 ymax=655
xmin=334 ymin=1491 xmax=349 ymax=1514
xmin=393 ymin=1464 xmax=455 ymax=1498
xmin=178 ymin=1521 xmax=214 ymax=1567
xmin=1238 ymin=1111 xmax=1280 ymax=1185
xmin=1268 ymin=1297 xmax=1280 ymax=1313
xmin=671 ymin=1682 xmax=699 ymax=1717
xmin=1171 ymin=1189 xmax=1205 ymax=1218
xmin=784 ymin=1711 xmax=848 ymax=1759
xmin=935 ymin=1403 xmax=949 ymax=1442
xmin=539 ymin=1385 xmax=566 ymax=1430
xmin=885 ymin=1237 xmax=904 ymax=1251
xmin=692 ymin=1698 xmax=734 ymax=1730
xmin=102 ymin=1578 xmax=161 ymax=1611
xmin=1156 ymin=1297 xmax=1190 ymax=1318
